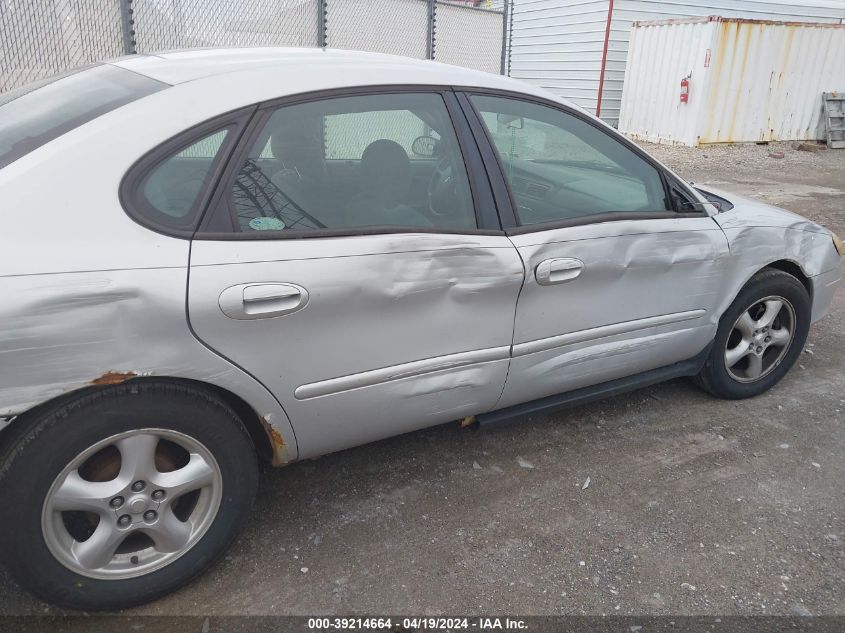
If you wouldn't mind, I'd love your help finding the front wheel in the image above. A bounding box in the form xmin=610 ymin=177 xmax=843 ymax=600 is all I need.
xmin=0 ymin=381 xmax=259 ymax=611
xmin=694 ymin=268 xmax=811 ymax=399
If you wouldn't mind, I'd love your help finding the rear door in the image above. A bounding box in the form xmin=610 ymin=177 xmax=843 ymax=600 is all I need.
xmin=460 ymin=92 xmax=730 ymax=409
xmin=186 ymin=88 xmax=524 ymax=458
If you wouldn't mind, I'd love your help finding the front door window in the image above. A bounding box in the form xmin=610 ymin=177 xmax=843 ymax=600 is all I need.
xmin=470 ymin=95 xmax=672 ymax=226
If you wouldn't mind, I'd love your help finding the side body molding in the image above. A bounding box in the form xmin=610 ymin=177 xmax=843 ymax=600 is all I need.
xmin=295 ymin=346 xmax=511 ymax=400
xmin=512 ymin=309 xmax=707 ymax=357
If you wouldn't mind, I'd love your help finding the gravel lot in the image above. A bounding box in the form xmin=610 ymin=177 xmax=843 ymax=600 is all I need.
xmin=1 ymin=141 xmax=843 ymax=617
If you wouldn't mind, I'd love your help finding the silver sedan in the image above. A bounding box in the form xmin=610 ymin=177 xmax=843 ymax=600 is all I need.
xmin=0 ymin=49 xmax=841 ymax=610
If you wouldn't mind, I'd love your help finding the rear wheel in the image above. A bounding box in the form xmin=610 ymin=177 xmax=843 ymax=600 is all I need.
xmin=0 ymin=381 xmax=258 ymax=611
xmin=695 ymin=268 xmax=810 ymax=399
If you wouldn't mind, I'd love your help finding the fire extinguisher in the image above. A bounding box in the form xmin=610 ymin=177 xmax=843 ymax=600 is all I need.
xmin=680 ymin=74 xmax=691 ymax=103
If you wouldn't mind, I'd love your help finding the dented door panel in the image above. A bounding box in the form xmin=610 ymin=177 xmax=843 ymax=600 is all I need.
xmin=500 ymin=321 xmax=712 ymax=409
xmin=498 ymin=216 xmax=730 ymax=408
xmin=188 ymin=233 xmax=525 ymax=459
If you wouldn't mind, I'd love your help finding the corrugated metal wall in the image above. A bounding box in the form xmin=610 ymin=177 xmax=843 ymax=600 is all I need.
xmin=701 ymin=19 xmax=845 ymax=143
xmin=508 ymin=1 xmax=610 ymax=116
xmin=619 ymin=18 xmax=845 ymax=145
xmin=617 ymin=18 xmax=716 ymax=145
xmin=509 ymin=0 xmax=845 ymax=126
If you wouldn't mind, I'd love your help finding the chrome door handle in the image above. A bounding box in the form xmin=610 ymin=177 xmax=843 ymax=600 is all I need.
xmin=219 ymin=283 xmax=309 ymax=320
xmin=535 ymin=258 xmax=584 ymax=285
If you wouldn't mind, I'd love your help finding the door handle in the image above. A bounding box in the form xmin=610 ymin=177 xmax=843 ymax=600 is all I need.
xmin=535 ymin=258 xmax=584 ymax=285
xmin=219 ymin=283 xmax=309 ymax=320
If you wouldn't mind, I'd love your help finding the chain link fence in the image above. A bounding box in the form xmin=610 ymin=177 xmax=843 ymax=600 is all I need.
xmin=434 ymin=2 xmax=505 ymax=73
xmin=325 ymin=0 xmax=430 ymax=58
xmin=1 ymin=0 xmax=126 ymax=92
xmin=0 ymin=0 xmax=513 ymax=93
xmin=132 ymin=0 xmax=318 ymax=51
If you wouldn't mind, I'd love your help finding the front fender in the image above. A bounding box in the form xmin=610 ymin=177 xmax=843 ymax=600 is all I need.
xmin=710 ymin=190 xmax=841 ymax=324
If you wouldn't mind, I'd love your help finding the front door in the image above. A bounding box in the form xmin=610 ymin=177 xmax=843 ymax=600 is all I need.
xmin=187 ymin=89 xmax=524 ymax=458
xmin=464 ymin=93 xmax=730 ymax=408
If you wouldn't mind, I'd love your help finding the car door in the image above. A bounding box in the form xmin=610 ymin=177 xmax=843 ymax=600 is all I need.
xmin=186 ymin=88 xmax=524 ymax=458
xmin=460 ymin=92 xmax=730 ymax=409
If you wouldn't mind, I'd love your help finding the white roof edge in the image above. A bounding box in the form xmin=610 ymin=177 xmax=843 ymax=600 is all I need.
xmin=111 ymin=47 xmax=488 ymax=85
xmin=107 ymin=46 xmax=575 ymax=110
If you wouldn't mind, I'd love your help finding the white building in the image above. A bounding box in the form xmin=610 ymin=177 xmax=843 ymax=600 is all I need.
xmin=507 ymin=0 xmax=845 ymax=126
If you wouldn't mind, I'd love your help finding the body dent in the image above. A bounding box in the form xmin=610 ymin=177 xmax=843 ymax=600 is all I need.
xmin=0 ymin=267 xmax=298 ymax=464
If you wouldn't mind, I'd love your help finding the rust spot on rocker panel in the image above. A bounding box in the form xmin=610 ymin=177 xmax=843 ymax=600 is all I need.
xmin=260 ymin=415 xmax=287 ymax=466
xmin=269 ymin=426 xmax=285 ymax=449
xmin=91 ymin=371 xmax=138 ymax=386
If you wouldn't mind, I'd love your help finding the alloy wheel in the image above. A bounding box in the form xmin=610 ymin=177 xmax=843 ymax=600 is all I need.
xmin=724 ymin=295 xmax=796 ymax=383
xmin=41 ymin=428 xmax=222 ymax=580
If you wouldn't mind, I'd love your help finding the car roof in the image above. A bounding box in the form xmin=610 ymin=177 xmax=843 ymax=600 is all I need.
xmin=110 ymin=47 xmax=568 ymax=105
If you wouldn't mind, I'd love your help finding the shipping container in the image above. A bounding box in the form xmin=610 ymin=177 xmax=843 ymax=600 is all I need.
xmin=508 ymin=0 xmax=845 ymax=126
xmin=617 ymin=16 xmax=845 ymax=145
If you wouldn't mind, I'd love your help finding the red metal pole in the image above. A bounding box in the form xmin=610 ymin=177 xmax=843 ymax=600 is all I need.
xmin=596 ymin=0 xmax=614 ymax=118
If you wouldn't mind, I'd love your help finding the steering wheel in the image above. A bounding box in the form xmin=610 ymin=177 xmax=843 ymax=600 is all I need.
xmin=427 ymin=156 xmax=457 ymax=217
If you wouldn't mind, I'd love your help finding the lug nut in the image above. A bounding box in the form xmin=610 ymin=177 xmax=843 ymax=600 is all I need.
xmin=118 ymin=514 xmax=131 ymax=527
xmin=765 ymin=336 xmax=771 ymax=343
xmin=151 ymin=489 xmax=166 ymax=501
xmin=143 ymin=510 xmax=157 ymax=522
xmin=131 ymin=480 xmax=146 ymax=492
xmin=756 ymin=346 xmax=763 ymax=353
xmin=109 ymin=496 xmax=124 ymax=509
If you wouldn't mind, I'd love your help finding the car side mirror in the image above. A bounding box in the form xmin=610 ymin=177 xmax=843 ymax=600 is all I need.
xmin=411 ymin=136 xmax=437 ymax=157
xmin=497 ymin=113 xmax=524 ymax=129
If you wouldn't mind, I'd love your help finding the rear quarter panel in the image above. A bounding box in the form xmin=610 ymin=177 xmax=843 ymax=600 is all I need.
xmin=0 ymin=85 xmax=300 ymax=461
xmin=0 ymin=267 xmax=299 ymax=463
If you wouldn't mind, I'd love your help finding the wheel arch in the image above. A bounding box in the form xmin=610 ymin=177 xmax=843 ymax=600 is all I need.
xmin=174 ymin=377 xmax=276 ymax=465
xmin=765 ymin=259 xmax=813 ymax=301
xmin=716 ymin=258 xmax=813 ymax=327
xmin=0 ymin=377 xmax=277 ymax=466
xmin=694 ymin=257 xmax=813 ymax=399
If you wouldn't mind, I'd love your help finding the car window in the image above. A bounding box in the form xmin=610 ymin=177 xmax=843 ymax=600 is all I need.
xmin=0 ymin=64 xmax=167 ymax=170
xmin=228 ymin=92 xmax=476 ymax=233
xmin=324 ymin=110 xmax=439 ymax=160
xmin=470 ymin=95 xmax=671 ymax=226
xmin=140 ymin=130 xmax=230 ymax=221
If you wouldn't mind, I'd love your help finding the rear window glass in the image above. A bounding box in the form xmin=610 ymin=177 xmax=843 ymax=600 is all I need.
xmin=141 ymin=129 xmax=230 ymax=220
xmin=0 ymin=64 xmax=167 ymax=170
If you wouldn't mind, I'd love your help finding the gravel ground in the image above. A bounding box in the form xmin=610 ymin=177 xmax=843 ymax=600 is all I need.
xmin=1 ymin=141 xmax=843 ymax=617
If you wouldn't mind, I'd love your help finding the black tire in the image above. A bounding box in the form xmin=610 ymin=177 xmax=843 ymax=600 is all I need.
xmin=694 ymin=268 xmax=811 ymax=399
xmin=0 ymin=380 xmax=259 ymax=611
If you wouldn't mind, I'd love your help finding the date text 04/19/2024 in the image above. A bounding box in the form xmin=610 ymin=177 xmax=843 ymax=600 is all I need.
xmin=307 ymin=617 xmax=528 ymax=630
